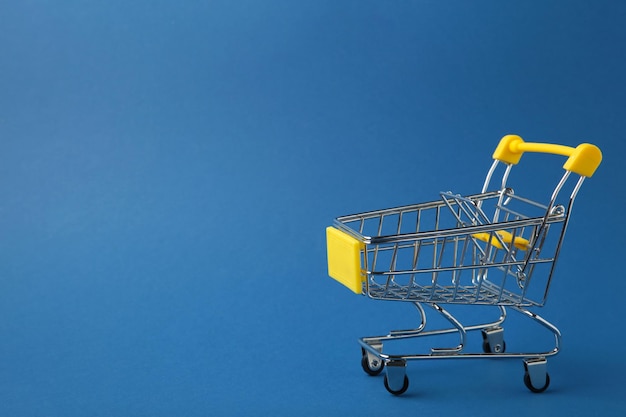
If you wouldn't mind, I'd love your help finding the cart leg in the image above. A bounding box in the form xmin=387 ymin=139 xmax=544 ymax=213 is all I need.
xmin=389 ymin=302 xmax=427 ymax=337
xmin=428 ymin=303 xmax=466 ymax=354
xmin=513 ymin=307 xmax=561 ymax=356
xmin=384 ymin=360 xmax=409 ymax=395
xmin=523 ymin=358 xmax=550 ymax=393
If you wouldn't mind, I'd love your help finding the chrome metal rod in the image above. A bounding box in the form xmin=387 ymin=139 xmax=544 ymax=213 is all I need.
xmin=361 ymin=305 xmax=506 ymax=343
xmin=429 ymin=303 xmax=466 ymax=354
xmin=358 ymin=305 xmax=560 ymax=362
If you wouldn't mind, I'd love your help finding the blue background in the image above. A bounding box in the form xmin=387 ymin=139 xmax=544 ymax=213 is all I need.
xmin=1 ymin=1 xmax=624 ymax=416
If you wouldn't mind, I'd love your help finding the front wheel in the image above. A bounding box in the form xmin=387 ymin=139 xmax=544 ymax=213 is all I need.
xmin=524 ymin=372 xmax=550 ymax=393
xmin=383 ymin=375 xmax=409 ymax=396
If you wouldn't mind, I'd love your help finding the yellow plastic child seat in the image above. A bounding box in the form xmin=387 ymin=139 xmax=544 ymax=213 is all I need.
xmin=472 ymin=230 xmax=530 ymax=251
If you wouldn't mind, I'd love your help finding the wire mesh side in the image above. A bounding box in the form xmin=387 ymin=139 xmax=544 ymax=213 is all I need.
xmin=334 ymin=191 xmax=568 ymax=307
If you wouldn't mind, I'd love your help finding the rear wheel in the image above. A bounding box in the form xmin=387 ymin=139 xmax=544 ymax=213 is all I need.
xmin=482 ymin=339 xmax=506 ymax=354
xmin=384 ymin=375 xmax=409 ymax=396
xmin=481 ymin=327 xmax=506 ymax=353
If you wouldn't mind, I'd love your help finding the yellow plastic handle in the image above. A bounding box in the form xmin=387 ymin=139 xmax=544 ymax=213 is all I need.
xmin=492 ymin=135 xmax=602 ymax=177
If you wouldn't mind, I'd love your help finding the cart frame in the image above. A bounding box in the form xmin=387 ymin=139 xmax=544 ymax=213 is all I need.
xmin=326 ymin=135 xmax=601 ymax=395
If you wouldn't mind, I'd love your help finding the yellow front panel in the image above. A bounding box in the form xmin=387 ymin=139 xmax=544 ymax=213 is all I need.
xmin=326 ymin=227 xmax=364 ymax=294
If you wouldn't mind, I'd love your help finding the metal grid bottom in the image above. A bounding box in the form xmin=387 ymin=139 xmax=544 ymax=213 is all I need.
xmin=367 ymin=279 xmax=534 ymax=306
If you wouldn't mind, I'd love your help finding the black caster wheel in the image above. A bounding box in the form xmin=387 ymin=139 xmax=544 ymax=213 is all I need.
xmin=361 ymin=348 xmax=384 ymax=376
xmin=481 ymin=328 xmax=506 ymax=353
xmin=524 ymin=371 xmax=550 ymax=393
xmin=482 ymin=339 xmax=506 ymax=354
xmin=383 ymin=375 xmax=409 ymax=396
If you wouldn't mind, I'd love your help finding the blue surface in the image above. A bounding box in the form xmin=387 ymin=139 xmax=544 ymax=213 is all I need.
xmin=1 ymin=1 xmax=625 ymax=416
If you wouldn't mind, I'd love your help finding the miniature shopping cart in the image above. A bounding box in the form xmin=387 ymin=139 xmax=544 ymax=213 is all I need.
xmin=326 ymin=135 xmax=602 ymax=395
